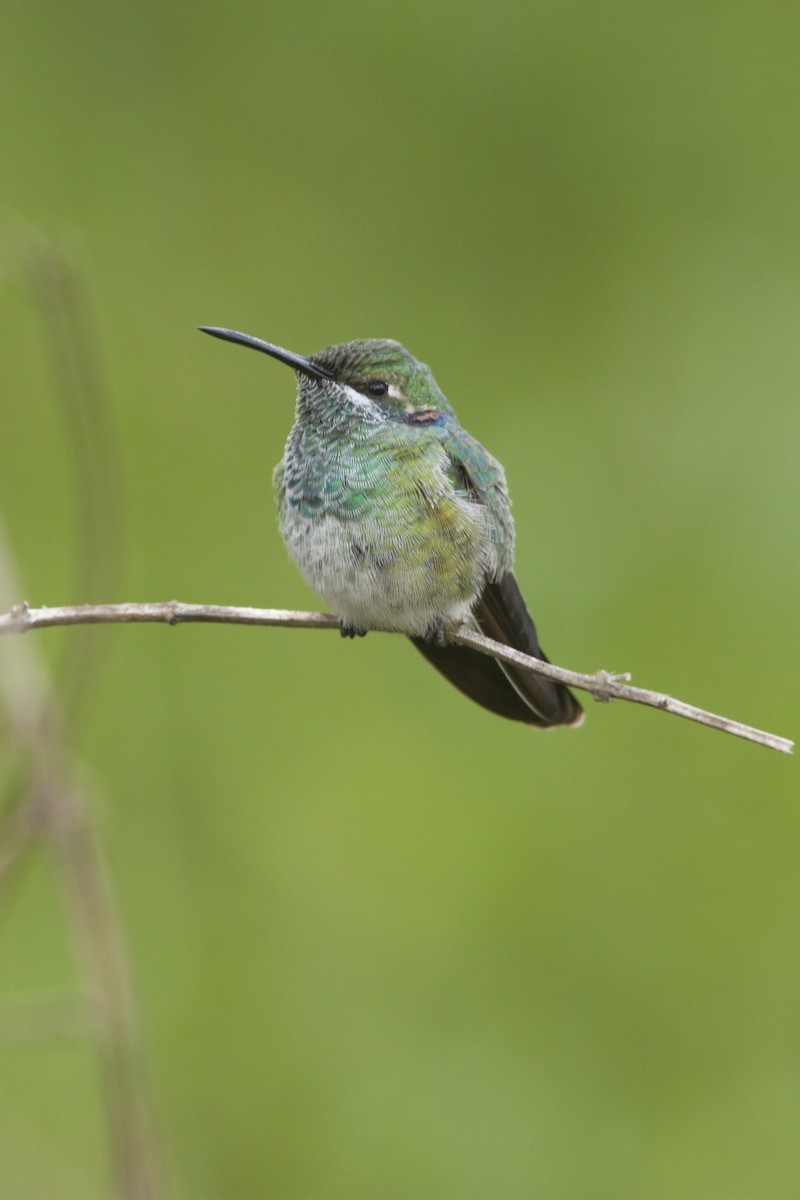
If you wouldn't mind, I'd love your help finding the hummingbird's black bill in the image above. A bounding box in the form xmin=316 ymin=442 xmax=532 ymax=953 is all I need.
xmin=198 ymin=326 xmax=334 ymax=382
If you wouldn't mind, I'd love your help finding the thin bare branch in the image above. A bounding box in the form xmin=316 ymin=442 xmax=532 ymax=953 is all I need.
xmin=2 ymin=234 xmax=162 ymax=1198
xmin=0 ymin=554 xmax=164 ymax=1199
xmin=0 ymin=599 xmax=792 ymax=755
xmin=453 ymin=628 xmax=793 ymax=755
xmin=25 ymin=241 xmax=125 ymax=726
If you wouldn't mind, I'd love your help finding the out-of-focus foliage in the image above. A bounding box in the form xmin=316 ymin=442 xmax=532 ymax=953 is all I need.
xmin=1 ymin=1 xmax=798 ymax=1196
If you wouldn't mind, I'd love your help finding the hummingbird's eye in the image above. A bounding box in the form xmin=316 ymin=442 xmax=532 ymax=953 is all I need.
xmin=366 ymin=380 xmax=388 ymax=397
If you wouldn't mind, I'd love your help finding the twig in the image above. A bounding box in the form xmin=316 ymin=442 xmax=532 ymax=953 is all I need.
xmin=0 ymin=600 xmax=792 ymax=755
xmin=0 ymin=585 xmax=164 ymax=1200
xmin=25 ymin=240 xmax=125 ymax=728
xmin=1 ymin=230 xmax=163 ymax=1198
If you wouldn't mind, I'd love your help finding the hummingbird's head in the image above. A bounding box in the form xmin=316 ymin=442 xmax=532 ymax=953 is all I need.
xmin=199 ymin=328 xmax=454 ymax=428
xmin=308 ymin=339 xmax=455 ymax=426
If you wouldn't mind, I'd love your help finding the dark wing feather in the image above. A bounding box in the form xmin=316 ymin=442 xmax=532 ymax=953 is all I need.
xmin=411 ymin=635 xmax=543 ymax=724
xmin=411 ymin=573 xmax=582 ymax=728
xmin=476 ymin=572 xmax=583 ymax=727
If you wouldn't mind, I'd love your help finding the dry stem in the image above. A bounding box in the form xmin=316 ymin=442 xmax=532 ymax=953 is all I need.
xmin=0 ymin=600 xmax=792 ymax=755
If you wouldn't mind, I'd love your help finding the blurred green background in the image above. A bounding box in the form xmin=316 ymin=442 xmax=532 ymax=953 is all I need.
xmin=1 ymin=1 xmax=798 ymax=1196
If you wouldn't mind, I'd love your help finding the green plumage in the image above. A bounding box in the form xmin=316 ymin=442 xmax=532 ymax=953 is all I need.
xmin=202 ymin=327 xmax=582 ymax=728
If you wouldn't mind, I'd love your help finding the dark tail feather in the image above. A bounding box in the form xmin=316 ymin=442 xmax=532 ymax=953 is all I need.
xmin=411 ymin=637 xmax=545 ymax=724
xmin=411 ymin=572 xmax=583 ymax=728
xmin=477 ymin=572 xmax=582 ymax=727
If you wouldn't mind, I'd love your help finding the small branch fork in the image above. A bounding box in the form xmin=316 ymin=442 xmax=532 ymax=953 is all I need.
xmin=0 ymin=601 xmax=792 ymax=756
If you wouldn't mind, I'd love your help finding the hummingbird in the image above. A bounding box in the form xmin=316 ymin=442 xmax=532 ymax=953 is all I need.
xmin=200 ymin=327 xmax=582 ymax=728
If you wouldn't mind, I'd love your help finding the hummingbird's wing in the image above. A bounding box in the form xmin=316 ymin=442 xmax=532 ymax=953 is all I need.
xmin=411 ymin=622 xmax=548 ymax=723
xmin=473 ymin=570 xmax=583 ymax=727
xmin=413 ymin=572 xmax=583 ymax=727
xmin=412 ymin=434 xmax=583 ymax=728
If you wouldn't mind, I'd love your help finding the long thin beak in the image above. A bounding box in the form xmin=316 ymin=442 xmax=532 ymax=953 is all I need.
xmin=198 ymin=326 xmax=334 ymax=381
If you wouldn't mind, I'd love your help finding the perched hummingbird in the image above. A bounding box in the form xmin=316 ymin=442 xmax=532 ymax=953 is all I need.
xmin=200 ymin=327 xmax=582 ymax=728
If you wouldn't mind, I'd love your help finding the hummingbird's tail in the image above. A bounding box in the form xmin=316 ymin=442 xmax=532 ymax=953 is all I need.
xmin=411 ymin=572 xmax=583 ymax=728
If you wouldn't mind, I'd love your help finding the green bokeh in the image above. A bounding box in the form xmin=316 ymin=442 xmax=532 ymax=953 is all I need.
xmin=1 ymin=1 xmax=798 ymax=1196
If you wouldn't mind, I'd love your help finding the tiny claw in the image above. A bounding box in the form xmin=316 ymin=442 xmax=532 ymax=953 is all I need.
xmin=339 ymin=620 xmax=367 ymax=639
xmin=423 ymin=618 xmax=447 ymax=648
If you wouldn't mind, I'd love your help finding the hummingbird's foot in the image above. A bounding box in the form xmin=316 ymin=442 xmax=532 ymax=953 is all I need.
xmin=422 ymin=617 xmax=448 ymax=648
xmin=339 ymin=619 xmax=368 ymax=639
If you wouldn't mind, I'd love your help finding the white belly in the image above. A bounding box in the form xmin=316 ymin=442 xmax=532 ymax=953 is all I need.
xmin=279 ymin=510 xmax=479 ymax=636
